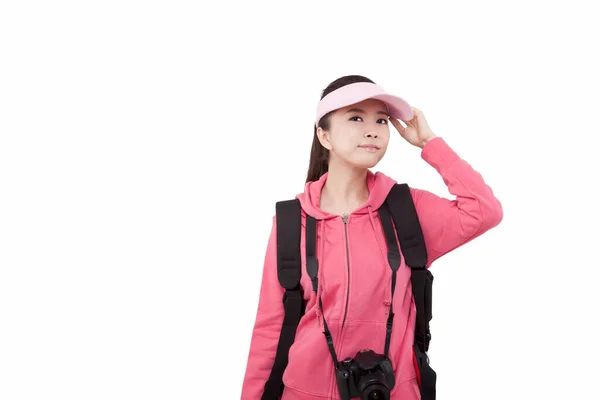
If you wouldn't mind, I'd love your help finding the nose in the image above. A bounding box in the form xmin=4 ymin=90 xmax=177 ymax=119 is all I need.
xmin=365 ymin=131 xmax=378 ymax=139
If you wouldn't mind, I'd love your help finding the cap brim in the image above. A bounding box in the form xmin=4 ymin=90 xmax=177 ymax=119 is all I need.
xmin=315 ymin=82 xmax=414 ymax=127
xmin=368 ymin=93 xmax=414 ymax=121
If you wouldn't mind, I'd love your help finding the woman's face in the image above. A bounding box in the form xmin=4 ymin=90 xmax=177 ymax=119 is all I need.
xmin=317 ymin=98 xmax=391 ymax=169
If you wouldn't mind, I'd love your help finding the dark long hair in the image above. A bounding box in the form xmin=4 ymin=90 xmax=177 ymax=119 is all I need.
xmin=306 ymin=75 xmax=376 ymax=183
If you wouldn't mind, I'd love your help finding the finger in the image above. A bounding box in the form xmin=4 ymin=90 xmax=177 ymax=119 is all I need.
xmin=391 ymin=114 xmax=406 ymax=125
xmin=409 ymin=106 xmax=419 ymax=119
xmin=390 ymin=117 xmax=405 ymax=133
xmin=394 ymin=116 xmax=411 ymax=130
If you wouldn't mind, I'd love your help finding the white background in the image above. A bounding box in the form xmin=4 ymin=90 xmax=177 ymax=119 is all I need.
xmin=1 ymin=1 xmax=599 ymax=399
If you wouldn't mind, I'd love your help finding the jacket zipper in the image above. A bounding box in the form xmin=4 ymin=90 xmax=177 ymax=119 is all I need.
xmin=341 ymin=212 xmax=350 ymax=327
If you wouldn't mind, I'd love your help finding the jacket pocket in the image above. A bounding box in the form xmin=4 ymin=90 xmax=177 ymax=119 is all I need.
xmin=390 ymin=376 xmax=420 ymax=400
xmin=282 ymin=314 xmax=336 ymax=397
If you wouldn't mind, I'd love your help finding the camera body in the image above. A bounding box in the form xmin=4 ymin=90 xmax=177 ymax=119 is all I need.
xmin=335 ymin=349 xmax=395 ymax=400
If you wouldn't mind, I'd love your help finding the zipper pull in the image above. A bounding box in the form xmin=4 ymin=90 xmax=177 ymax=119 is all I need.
xmin=342 ymin=213 xmax=349 ymax=224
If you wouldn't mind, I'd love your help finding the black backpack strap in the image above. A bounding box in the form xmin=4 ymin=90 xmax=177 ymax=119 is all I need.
xmin=385 ymin=183 xmax=437 ymax=400
xmin=261 ymin=199 xmax=305 ymax=400
xmin=375 ymin=202 xmax=401 ymax=358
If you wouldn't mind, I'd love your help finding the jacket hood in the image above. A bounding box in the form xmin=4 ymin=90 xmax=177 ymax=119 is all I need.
xmin=296 ymin=169 xmax=397 ymax=220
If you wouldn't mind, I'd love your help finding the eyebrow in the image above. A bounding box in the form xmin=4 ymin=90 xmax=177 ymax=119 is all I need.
xmin=345 ymin=108 xmax=389 ymax=116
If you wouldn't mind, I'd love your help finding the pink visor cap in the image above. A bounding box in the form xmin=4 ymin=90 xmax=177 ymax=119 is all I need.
xmin=315 ymin=82 xmax=413 ymax=128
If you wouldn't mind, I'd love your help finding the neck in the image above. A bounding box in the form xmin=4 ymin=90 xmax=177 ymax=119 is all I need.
xmin=320 ymin=161 xmax=369 ymax=215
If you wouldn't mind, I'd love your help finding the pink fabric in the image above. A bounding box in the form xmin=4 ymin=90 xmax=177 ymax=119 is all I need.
xmin=314 ymin=82 xmax=414 ymax=128
xmin=241 ymin=137 xmax=503 ymax=399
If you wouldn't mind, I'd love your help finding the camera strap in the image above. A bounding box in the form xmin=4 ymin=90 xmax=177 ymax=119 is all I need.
xmin=305 ymin=202 xmax=401 ymax=365
xmin=305 ymin=215 xmax=340 ymax=366
xmin=377 ymin=202 xmax=401 ymax=357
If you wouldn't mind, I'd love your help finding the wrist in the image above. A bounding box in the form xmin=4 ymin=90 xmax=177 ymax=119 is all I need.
xmin=419 ymin=134 xmax=437 ymax=148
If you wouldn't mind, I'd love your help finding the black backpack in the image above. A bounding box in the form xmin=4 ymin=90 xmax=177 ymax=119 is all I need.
xmin=261 ymin=183 xmax=437 ymax=400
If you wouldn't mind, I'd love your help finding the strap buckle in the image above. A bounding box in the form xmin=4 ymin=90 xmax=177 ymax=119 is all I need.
xmin=416 ymin=332 xmax=432 ymax=352
xmin=282 ymin=287 xmax=302 ymax=303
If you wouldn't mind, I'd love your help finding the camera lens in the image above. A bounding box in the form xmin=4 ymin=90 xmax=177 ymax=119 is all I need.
xmin=363 ymin=385 xmax=389 ymax=400
xmin=358 ymin=371 xmax=390 ymax=400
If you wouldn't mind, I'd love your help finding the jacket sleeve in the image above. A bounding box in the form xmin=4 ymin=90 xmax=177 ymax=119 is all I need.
xmin=241 ymin=216 xmax=285 ymax=399
xmin=410 ymin=137 xmax=504 ymax=266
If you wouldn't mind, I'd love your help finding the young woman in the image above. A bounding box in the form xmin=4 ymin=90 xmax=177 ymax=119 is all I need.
xmin=241 ymin=75 xmax=503 ymax=400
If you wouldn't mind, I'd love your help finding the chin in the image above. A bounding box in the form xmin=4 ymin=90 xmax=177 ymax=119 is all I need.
xmin=338 ymin=150 xmax=386 ymax=170
xmin=351 ymin=157 xmax=383 ymax=169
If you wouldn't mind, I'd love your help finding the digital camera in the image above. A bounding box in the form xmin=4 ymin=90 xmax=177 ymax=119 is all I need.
xmin=335 ymin=349 xmax=395 ymax=400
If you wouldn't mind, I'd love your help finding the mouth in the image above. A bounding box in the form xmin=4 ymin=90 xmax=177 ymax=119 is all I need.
xmin=358 ymin=144 xmax=381 ymax=150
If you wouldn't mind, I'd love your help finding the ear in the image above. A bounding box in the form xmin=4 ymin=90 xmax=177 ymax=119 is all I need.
xmin=316 ymin=127 xmax=333 ymax=150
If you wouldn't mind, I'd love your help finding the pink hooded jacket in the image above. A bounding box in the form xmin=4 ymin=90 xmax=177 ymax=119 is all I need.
xmin=241 ymin=137 xmax=503 ymax=399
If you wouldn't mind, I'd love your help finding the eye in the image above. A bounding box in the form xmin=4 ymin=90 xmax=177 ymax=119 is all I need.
xmin=349 ymin=116 xmax=388 ymax=124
